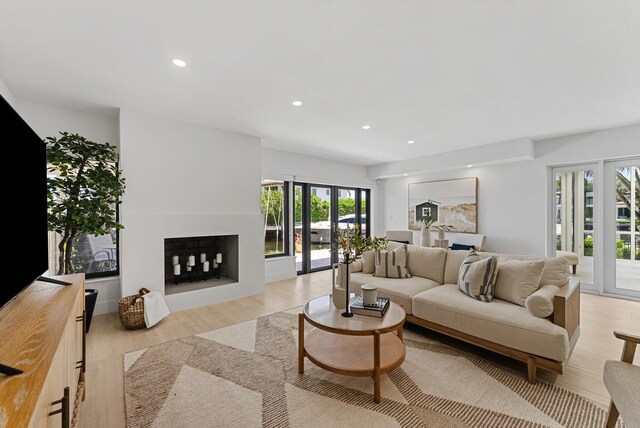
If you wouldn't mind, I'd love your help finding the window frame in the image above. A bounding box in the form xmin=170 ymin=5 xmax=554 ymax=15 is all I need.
xmin=84 ymin=206 xmax=120 ymax=279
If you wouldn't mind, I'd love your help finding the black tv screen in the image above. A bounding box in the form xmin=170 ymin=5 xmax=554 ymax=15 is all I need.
xmin=0 ymin=95 xmax=48 ymax=308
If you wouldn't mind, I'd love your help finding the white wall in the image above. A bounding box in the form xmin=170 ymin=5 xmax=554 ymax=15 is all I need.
xmin=378 ymin=124 xmax=640 ymax=256
xmin=17 ymin=101 xmax=120 ymax=147
xmin=262 ymin=147 xmax=377 ymax=281
xmin=0 ymin=77 xmax=17 ymax=108
xmin=12 ymin=99 xmax=122 ymax=315
xmin=120 ymin=109 xmax=264 ymax=312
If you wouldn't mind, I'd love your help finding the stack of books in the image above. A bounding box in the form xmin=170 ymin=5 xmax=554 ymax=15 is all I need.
xmin=350 ymin=295 xmax=390 ymax=318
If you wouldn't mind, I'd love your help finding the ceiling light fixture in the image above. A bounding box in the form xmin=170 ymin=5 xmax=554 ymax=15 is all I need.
xmin=362 ymin=125 xmax=371 ymax=130
xmin=172 ymin=58 xmax=186 ymax=67
xmin=292 ymin=100 xmax=303 ymax=106
xmin=408 ymin=140 xmax=415 ymax=144
xmin=403 ymin=173 xmax=409 ymax=177
xmin=467 ymin=164 xmax=473 ymax=168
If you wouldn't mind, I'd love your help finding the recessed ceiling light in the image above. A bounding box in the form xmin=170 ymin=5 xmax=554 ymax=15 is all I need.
xmin=362 ymin=125 xmax=371 ymax=130
xmin=172 ymin=58 xmax=186 ymax=67
xmin=408 ymin=140 xmax=415 ymax=144
xmin=403 ymin=173 xmax=409 ymax=177
xmin=467 ymin=164 xmax=473 ymax=168
xmin=292 ymin=100 xmax=303 ymax=106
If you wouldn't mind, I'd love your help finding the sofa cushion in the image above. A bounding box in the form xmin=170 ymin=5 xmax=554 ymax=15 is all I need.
xmin=479 ymin=253 xmax=568 ymax=287
xmin=604 ymin=360 xmax=640 ymax=428
xmin=525 ymin=285 xmax=559 ymax=318
xmin=351 ymin=272 xmax=439 ymax=314
xmin=444 ymin=250 xmax=470 ymax=284
xmin=362 ymin=251 xmax=375 ymax=274
xmin=350 ymin=259 xmax=363 ymax=273
xmin=494 ymin=259 xmax=545 ymax=306
xmin=412 ymin=284 xmax=570 ymax=361
xmin=406 ymin=245 xmax=448 ymax=284
xmin=458 ymin=250 xmax=498 ymax=302
xmin=374 ymin=246 xmax=411 ymax=278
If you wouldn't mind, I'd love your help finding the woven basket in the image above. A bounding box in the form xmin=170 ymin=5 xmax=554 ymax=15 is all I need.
xmin=119 ymin=288 xmax=150 ymax=330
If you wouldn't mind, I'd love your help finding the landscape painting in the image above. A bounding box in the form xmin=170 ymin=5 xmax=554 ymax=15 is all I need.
xmin=408 ymin=177 xmax=478 ymax=233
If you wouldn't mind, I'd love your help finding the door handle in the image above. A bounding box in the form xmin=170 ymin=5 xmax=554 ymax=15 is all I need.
xmin=49 ymin=386 xmax=70 ymax=428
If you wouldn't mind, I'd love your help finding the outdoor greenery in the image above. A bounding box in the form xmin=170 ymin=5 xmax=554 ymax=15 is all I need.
xmin=293 ymin=187 xmax=366 ymax=222
xmin=46 ymin=132 xmax=125 ymax=275
xmin=261 ymin=184 xmax=285 ymax=254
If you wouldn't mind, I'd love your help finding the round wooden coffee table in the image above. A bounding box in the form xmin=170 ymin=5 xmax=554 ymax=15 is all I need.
xmin=298 ymin=294 xmax=406 ymax=403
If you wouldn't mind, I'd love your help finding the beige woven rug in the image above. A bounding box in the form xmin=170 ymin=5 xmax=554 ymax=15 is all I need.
xmin=124 ymin=308 xmax=621 ymax=428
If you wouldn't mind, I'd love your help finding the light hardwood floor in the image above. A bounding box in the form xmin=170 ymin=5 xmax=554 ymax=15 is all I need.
xmin=80 ymin=271 xmax=639 ymax=427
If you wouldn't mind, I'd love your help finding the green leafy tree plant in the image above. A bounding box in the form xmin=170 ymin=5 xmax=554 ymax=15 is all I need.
xmin=46 ymin=132 xmax=125 ymax=275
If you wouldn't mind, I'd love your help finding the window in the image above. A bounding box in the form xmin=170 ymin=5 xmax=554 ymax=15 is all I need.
xmin=47 ymin=171 xmax=120 ymax=279
xmin=261 ymin=179 xmax=289 ymax=257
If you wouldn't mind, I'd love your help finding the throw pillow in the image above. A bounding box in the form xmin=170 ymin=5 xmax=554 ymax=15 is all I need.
xmin=457 ymin=250 xmax=498 ymax=302
xmin=362 ymin=251 xmax=375 ymax=274
xmin=494 ymin=259 xmax=545 ymax=306
xmin=374 ymin=246 xmax=411 ymax=278
xmin=525 ymin=285 xmax=560 ymax=318
xmin=451 ymin=243 xmax=475 ymax=250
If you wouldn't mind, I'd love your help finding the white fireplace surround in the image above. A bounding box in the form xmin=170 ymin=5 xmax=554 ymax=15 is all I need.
xmin=120 ymin=212 xmax=264 ymax=312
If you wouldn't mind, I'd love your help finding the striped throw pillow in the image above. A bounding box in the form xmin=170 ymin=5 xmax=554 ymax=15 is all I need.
xmin=458 ymin=250 xmax=498 ymax=302
xmin=374 ymin=245 xmax=412 ymax=279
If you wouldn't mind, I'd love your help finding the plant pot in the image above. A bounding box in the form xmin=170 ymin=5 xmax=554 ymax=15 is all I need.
xmin=421 ymin=228 xmax=431 ymax=247
xmin=85 ymin=288 xmax=98 ymax=333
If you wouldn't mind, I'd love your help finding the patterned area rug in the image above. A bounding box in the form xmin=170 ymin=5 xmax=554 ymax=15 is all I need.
xmin=124 ymin=308 xmax=621 ymax=428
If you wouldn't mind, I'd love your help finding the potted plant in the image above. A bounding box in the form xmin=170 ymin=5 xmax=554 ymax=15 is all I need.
xmin=331 ymin=224 xmax=387 ymax=311
xmin=417 ymin=215 xmax=436 ymax=247
xmin=46 ymin=132 xmax=126 ymax=330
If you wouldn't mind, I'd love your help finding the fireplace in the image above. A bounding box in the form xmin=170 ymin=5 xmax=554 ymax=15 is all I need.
xmin=164 ymin=234 xmax=239 ymax=295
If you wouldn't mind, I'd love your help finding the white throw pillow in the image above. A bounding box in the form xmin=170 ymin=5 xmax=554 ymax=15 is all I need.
xmin=494 ymin=259 xmax=545 ymax=306
xmin=362 ymin=251 xmax=375 ymax=274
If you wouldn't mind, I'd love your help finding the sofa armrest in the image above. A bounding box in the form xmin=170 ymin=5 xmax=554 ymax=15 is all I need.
xmin=553 ymin=278 xmax=580 ymax=342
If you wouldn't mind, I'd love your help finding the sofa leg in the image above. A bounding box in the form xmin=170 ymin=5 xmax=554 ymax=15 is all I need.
xmin=527 ymin=356 xmax=537 ymax=384
xmin=572 ymin=265 xmax=577 ymax=275
xmin=605 ymin=400 xmax=619 ymax=428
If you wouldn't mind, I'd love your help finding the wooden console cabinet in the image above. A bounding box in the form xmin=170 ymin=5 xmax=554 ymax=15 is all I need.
xmin=0 ymin=274 xmax=86 ymax=427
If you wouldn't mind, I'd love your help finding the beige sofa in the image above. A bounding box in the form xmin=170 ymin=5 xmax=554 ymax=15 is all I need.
xmin=350 ymin=242 xmax=581 ymax=383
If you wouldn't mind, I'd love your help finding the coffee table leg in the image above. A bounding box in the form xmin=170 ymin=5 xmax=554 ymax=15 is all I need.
xmin=397 ymin=323 xmax=404 ymax=341
xmin=373 ymin=330 xmax=381 ymax=403
xmin=298 ymin=313 xmax=304 ymax=374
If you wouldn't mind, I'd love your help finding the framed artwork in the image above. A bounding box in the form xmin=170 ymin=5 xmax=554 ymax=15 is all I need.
xmin=408 ymin=177 xmax=478 ymax=233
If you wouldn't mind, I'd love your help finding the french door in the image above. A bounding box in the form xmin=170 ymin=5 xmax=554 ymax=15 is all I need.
xmin=295 ymin=183 xmax=370 ymax=274
xmin=603 ymin=159 xmax=640 ymax=298
xmin=551 ymin=159 xmax=640 ymax=299
xmin=552 ymin=165 xmax=597 ymax=292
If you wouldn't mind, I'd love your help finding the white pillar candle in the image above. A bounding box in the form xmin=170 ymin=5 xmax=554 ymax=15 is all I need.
xmin=203 ymin=261 xmax=210 ymax=272
xmin=173 ymin=264 xmax=181 ymax=275
xmin=186 ymin=264 xmax=192 ymax=272
xmin=200 ymin=253 xmax=206 ymax=263
xmin=216 ymin=253 xmax=222 ymax=263
xmin=188 ymin=255 xmax=196 ymax=266
xmin=172 ymin=255 xmax=179 ymax=265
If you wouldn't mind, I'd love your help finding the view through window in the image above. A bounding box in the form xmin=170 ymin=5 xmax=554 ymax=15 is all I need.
xmin=262 ymin=179 xmax=289 ymax=257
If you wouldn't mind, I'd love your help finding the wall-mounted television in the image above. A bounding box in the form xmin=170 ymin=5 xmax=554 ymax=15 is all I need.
xmin=0 ymin=95 xmax=49 ymax=308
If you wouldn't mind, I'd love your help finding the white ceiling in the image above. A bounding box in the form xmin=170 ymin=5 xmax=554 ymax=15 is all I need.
xmin=1 ymin=1 xmax=639 ymax=165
